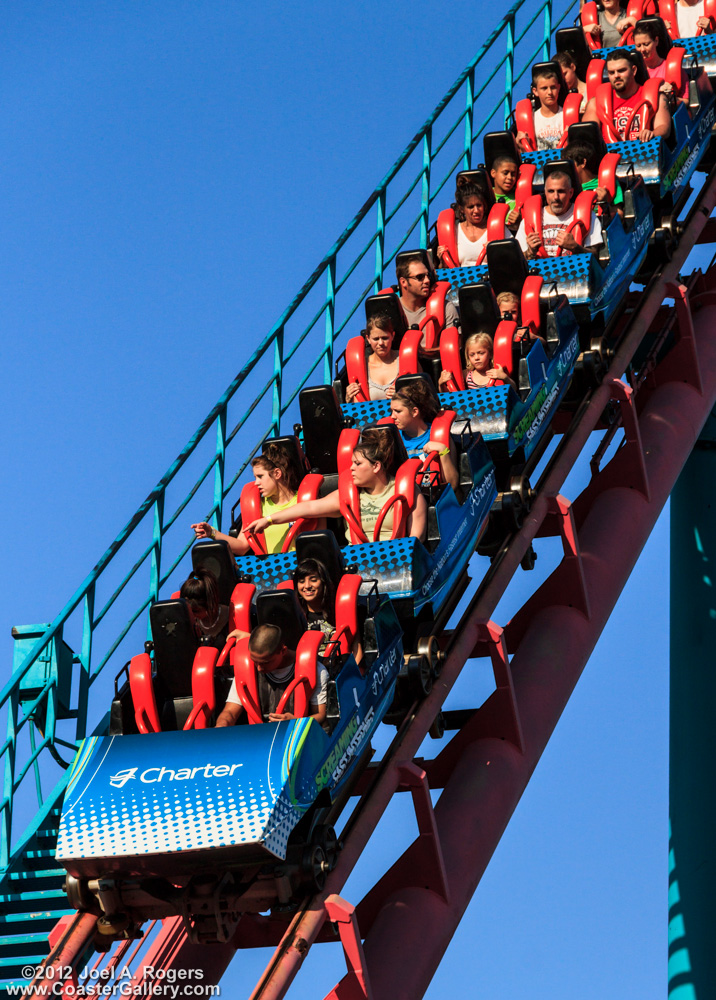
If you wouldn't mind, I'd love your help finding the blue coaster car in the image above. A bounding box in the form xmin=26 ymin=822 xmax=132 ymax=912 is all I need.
xmin=438 ymin=151 xmax=653 ymax=331
xmin=56 ymin=559 xmax=405 ymax=935
xmin=233 ymin=419 xmax=496 ymax=636
xmin=528 ymin=44 xmax=714 ymax=209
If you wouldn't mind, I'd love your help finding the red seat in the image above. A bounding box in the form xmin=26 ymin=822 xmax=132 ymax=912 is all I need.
xmin=439 ymin=326 xmax=465 ymax=392
xmin=338 ymin=458 xmax=422 ymax=544
xmin=275 ymin=630 xmax=323 ymax=718
xmin=586 ymin=59 xmax=606 ymax=102
xmin=324 ymin=574 xmax=363 ymax=658
xmin=337 ymin=427 xmax=361 ymax=476
xmin=521 ymin=275 xmax=545 ymax=340
xmin=514 ymin=92 xmax=582 ymax=152
xmin=493 ymin=320 xmax=520 ymax=378
xmin=239 ymin=474 xmax=323 ymax=556
xmin=345 ymin=335 xmax=371 ymax=402
xmin=417 ymin=410 xmax=456 ymax=486
xmin=598 ymin=152 xmax=621 ymax=202
xmin=129 ymin=652 xmax=161 ymax=734
xmin=515 ymin=164 xmax=537 ymax=209
xmin=184 ymin=646 xmax=220 ymax=731
xmin=435 ymin=208 xmax=510 ymax=271
xmin=230 ymin=631 xmax=323 ymax=723
xmin=522 ymin=190 xmax=597 ymax=257
xmin=594 ymin=78 xmax=661 ymax=143
xmin=230 ymin=637 xmax=264 ymax=725
xmin=582 ymin=0 xmax=649 ymax=47
xmin=660 ymin=0 xmax=716 ymax=37
xmin=420 ymin=281 xmax=453 ymax=348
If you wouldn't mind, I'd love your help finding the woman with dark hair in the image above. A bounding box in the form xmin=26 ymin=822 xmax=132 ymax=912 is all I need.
xmin=179 ymin=567 xmax=233 ymax=647
xmin=345 ymin=314 xmax=400 ymax=402
xmin=245 ymin=427 xmax=427 ymax=543
xmin=436 ymin=179 xmax=492 ymax=267
xmin=293 ymin=558 xmax=336 ymax=652
xmin=633 ymin=22 xmax=691 ymax=103
xmin=554 ymin=49 xmax=587 ymax=110
xmin=389 ymin=381 xmax=459 ymax=492
xmin=191 ymin=441 xmax=304 ymax=555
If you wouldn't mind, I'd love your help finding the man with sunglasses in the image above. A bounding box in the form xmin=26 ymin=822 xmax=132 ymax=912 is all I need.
xmin=216 ymin=624 xmax=328 ymax=727
xmin=396 ymin=257 xmax=459 ymax=346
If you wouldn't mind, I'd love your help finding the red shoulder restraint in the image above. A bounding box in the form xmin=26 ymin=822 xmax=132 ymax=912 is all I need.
xmin=240 ymin=482 xmax=268 ymax=556
xmin=436 ymin=209 xmax=459 ymax=268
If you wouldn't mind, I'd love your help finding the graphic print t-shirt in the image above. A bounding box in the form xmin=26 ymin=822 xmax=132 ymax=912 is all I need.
xmin=516 ymin=205 xmax=602 ymax=257
xmin=534 ymin=108 xmax=564 ymax=150
xmin=611 ymin=89 xmax=648 ymax=142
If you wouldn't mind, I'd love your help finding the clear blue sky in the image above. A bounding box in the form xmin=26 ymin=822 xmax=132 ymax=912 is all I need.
xmin=0 ymin=2 xmax=698 ymax=996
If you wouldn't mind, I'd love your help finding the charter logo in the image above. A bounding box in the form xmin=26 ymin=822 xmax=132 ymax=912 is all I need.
xmin=109 ymin=762 xmax=243 ymax=788
xmin=110 ymin=768 xmax=138 ymax=788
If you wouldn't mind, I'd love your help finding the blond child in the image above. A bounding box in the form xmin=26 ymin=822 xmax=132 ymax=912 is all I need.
xmin=439 ymin=332 xmax=515 ymax=391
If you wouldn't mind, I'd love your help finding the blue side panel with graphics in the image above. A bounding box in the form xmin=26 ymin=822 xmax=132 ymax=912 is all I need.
xmin=57 ymin=722 xmax=329 ymax=877
xmin=57 ymin=601 xmax=403 ymax=878
xmin=56 ymin=600 xmax=404 ymax=879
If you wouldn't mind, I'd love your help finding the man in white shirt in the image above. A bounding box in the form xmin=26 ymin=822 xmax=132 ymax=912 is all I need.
xmin=216 ymin=624 xmax=328 ymax=727
xmin=516 ymin=170 xmax=603 ymax=260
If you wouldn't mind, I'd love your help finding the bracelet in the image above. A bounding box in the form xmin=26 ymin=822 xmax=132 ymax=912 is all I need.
xmin=265 ymin=516 xmax=273 ymax=526
xmin=209 ymin=525 xmax=216 ymax=540
xmin=439 ymin=447 xmax=450 ymax=457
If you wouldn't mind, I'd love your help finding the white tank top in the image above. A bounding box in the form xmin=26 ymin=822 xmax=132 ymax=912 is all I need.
xmin=457 ymin=224 xmax=488 ymax=266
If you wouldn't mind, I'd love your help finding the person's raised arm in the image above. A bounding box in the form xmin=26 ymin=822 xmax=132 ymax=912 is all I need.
xmin=246 ymin=490 xmax=341 ymax=537
xmin=191 ymin=522 xmax=251 ymax=556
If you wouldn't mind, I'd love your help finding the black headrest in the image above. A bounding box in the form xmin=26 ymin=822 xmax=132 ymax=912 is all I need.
xmin=365 ymin=291 xmax=409 ymax=345
xmin=363 ymin=421 xmax=409 ymax=468
xmin=554 ymin=28 xmax=592 ymax=82
xmin=531 ymin=60 xmax=568 ymax=104
xmin=150 ymin=599 xmax=198 ymax=698
xmin=394 ymin=372 xmax=440 ymax=405
xmin=455 ymin=167 xmax=495 ymax=209
xmin=191 ymin=539 xmax=238 ymax=605
xmin=634 ymin=16 xmax=672 ymax=58
xmin=298 ymin=385 xmax=343 ymax=475
xmin=295 ymin=530 xmax=345 ymax=587
xmin=486 ymin=240 xmax=529 ymax=300
xmin=395 ymin=249 xmax=435 ymax=287
xmin=483 ymin=131 xmax=522 ymax=174
xmin=263 ymin=435 xmax=310 ymax=476
xmin=256 ymin=589 xmax=307 ymax=651
xmin=565 ymin=122 xmax=608 ymax=173
xmin=457 ymin=283 xmax=500 ymax=337
xmin=543 ymin=158 xmax=581 ymax=196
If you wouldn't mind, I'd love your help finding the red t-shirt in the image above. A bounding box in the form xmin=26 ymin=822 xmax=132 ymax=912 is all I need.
xmin=609 ymin=88 xmax=647 ymax=142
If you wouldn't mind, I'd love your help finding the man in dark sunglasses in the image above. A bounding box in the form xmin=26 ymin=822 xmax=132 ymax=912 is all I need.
xmin=396 ymin=256 xmax=460 ymax=347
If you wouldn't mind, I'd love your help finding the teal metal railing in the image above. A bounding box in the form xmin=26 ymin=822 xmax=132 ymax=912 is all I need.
xmin=0 ymin=0 xmax=578 ymax=867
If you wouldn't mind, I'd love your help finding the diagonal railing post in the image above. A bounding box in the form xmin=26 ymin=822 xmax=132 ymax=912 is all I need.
xmin=420 ymin=127 xmax=432 ymax=249
xmin=504 ymin=13 xmax=516 ymax=128
xmin=76 ymin=585 xmax=95 ymax=741
xmin=2 ymin=690 xmax=19 ymax=868
xmin=213 ymin=408 xmax=227 ymax=532
xmin=374 ymin=191 xmax=386 ymax=294
xmin=325 ymin=258 xmax=337 ymax=382
xmin=272 ymin=326 xmax=284 ymax=436
xmin=543 ymin=0 xmax=553 ymax=60
xmin=463 ymin=67 xmax=476 ymax=170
